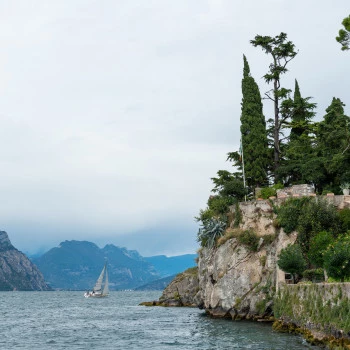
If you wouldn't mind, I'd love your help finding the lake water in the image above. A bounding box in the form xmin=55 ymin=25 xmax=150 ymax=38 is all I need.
xmin=0 ymin=291 xmax=318 ymax=349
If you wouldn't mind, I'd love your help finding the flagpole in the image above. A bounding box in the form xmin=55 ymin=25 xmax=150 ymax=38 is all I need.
xmin=241 ymin=138 xmax=247 ymax=202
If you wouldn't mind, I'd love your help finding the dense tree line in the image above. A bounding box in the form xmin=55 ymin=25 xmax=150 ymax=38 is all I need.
xmin=196 ymin=23 xmax=350 ymax=282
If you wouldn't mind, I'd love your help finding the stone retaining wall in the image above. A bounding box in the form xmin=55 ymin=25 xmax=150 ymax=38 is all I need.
xmin=274 ymin=283 xmax=350 ymax=342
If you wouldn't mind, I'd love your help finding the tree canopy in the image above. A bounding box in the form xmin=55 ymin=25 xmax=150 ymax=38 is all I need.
xmin=250 ymin=33 xmax=298 ymax=182
xmin=336 ymin=15 xmax=350 ymax=51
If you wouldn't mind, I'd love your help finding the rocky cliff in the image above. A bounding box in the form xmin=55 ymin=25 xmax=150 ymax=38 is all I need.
xmin=0 ymin=231 xmax=50 ymax=291
xmin=196 ymin=200 xmax=295 ymax=319
xmin=143 ymin=200 xmax=294 ymax=314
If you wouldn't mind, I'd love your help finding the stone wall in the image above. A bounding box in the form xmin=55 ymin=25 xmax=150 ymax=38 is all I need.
xmin=274 ymin=283 xmax=350 ymax=344
xmin=277 ymin=184 xmax=314 ymax=198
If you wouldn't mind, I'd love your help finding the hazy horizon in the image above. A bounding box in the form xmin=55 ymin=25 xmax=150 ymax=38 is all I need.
xmin=0 ymin=1 xmax=349 ymax=256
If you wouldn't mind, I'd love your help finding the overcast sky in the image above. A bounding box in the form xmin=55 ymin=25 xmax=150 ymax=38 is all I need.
xmin=0 ymin=1 xmax=349 ymax=257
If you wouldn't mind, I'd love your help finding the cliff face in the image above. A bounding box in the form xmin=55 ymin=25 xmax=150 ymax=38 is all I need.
xmin=196 ymin=200 xmax=296 ymax=319
xmin=141 ymin=267 xmax=199 ymax=307
xmin=0 ymin=231 xmax=50 ymax=291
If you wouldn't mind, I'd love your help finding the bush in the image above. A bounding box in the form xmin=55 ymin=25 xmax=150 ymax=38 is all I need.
xmin=297 ymin=198 xmax=342 ymax=254
xmin=308 ymin=231 xmax=334 ymax=268
xmin=339 ymin=208 xmax=350 ymax=231
xmin=276 ymin=197 xmax=310 ymax=234
xmin=277 ymin=244 xmax=307 ymax=283
xmin=207 ymin=195 xmax=236 ymax=215
xmin=302 ymin=268 xmax=325 ymax=282
xmin=195 ymin=208 xmax=215 ymax=223
xmin=238 ymin=229 xmax=259 ymax=252
xmin=324 ymin=234 xmax=350 ymax=281
xmin=260 ymin=183 xmax=284 ymax=199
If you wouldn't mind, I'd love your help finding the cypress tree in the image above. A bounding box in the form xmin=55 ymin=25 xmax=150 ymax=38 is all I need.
xmin=239 ymin=55 xmax=269 ymax=187
xmin=278 ymin=80 xmax=317 ymax=184
xmin=316 ymin=97 xmax=350 ymax=192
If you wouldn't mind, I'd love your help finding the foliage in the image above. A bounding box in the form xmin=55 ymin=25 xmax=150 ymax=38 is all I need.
xmin=260 ymin=183 xmax=284 ymax=199
xmin=339 ymin=208 xmax=350 ymax=231
xmin=336 ymin=15 xmax=350 ymax=51
xmin=323 ymin=234 xmax=350 ymax=281
xmin=195 ymin=208 xmax=215 ymax=223
xmin=308 ymin=231 xmax=334 ymax=268
xmin=207 ymin=196 xmax=235 ymax=215
xmin=296 ymin=198 xmax=342 ymax=254
xmin=197 ymin=217 xmax=227 ymax=248
xmin=316 ymin=97 xmax=350 ymax=194
xmin=210 ymin=170 xmax=246 ymax=200
xmin=276 ymin=197 xmax=311 ymax=234
xmin=277 ymin=80 xmax=317 ymax=185
xmin=277 ymin=244 xmax=307 ymax=282
xmin=250 ymin=32 xmax=298 ymax=181
xmin=237 ymin=229 xmax=259 ymax=252
xmin=195 ymin=170 xmax=245 ymax=226
xmin=302 ymin=268 xmax=324 ymax=282
xmin=230 ymin=55 xmax=269 ymax=188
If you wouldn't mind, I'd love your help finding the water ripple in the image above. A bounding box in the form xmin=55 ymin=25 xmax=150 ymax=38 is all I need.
xmin=0 ymin=291 xmax=318 ymax=349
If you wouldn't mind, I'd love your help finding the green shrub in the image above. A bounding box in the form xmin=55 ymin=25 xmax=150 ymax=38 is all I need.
xmin=276 ymin=197 xmax=310 ymax=234
xmin=277 ymin=244 xmax=307 ymax=283
xmin=263 ymin=234 xmax=277 ymax=245
xmin=339 ymin=208 xmax=350 ymax=231
xmin=302 ymin=268 xmax=325 ymax=282
xmin=208 ymin=195 xmax=236 ymax=215
xmin=308 ymin=231 xmax=334 ymax=268
xmin=297 ymin=198 xmax=342 ymax=254
xmin=260 ymin=183 xmax=284 ymax=199
xmin=324 ymin=234 xmax=350 ymax=281
xmin=195 ymin=208 xmax=215 ymax=223
xmin=238 ymin=229 xmax=259 ymax=252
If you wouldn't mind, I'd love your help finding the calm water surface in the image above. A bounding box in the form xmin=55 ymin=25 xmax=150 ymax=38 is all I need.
xmin=0 ymin=291 xmax=318 ymax=349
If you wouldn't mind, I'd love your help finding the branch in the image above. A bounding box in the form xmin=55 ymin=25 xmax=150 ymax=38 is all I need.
xmin=342 ymin=143 xmax=350 ymax=155
xmin=264 ymin=91 xmax=276 ymax=102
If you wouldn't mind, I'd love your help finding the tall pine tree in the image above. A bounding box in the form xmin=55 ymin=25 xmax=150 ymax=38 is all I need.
xmin=250 ymin=33 xmax=297 ymax=182
xmin=316 ymin=97 xmax=350 ymax=192
xmin=278 ymin=80 xmax=316 ymax=184
xmin=228 ymin=55 xmax=269 ymax=188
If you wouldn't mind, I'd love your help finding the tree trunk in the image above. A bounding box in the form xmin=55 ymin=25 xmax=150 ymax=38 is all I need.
xmin=274 ymin=79 xmax=280 ymax=182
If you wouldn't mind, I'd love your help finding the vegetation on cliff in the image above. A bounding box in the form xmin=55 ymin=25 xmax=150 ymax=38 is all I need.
xmin=276 ymin=197 xmax=350 ymax=282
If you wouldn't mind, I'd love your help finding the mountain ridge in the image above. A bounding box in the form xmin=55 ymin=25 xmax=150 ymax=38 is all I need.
xmin=32 ymin=240 xmax=196 ymax=290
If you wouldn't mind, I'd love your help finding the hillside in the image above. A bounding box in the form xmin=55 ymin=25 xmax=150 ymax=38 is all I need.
xmin=33 ymin=240 xmax=160 ymax=290
xmin=134 ymin=274 xmax=176 ymax=291
xmin=0 ymin=231 xmax=50 ymax=291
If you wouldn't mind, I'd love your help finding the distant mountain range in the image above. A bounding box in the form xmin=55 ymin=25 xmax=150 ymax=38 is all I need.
xmin=32 ymin=240 xmax=196 ymax=291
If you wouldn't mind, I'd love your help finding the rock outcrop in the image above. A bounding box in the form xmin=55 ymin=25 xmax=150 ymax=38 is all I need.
xmin=140 ymin=267 xmax=199 ymax=306
xmin=0 ymin=231 xmax=51 ymax=291
xmin=195 ymin=200 xmax=296 ymax=319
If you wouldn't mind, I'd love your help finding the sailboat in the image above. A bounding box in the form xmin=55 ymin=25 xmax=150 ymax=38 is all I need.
xmin=84 ymin=262 xmax=109 ymax=298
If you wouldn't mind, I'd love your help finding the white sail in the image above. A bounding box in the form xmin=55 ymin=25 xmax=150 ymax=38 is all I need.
xmin=93 ymin=265 xmax=106 ymax=292
xmin=102 ymin=268 xmax=109 ymax=296
xmin=84 ymin=262 xmax=109 ymax=298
